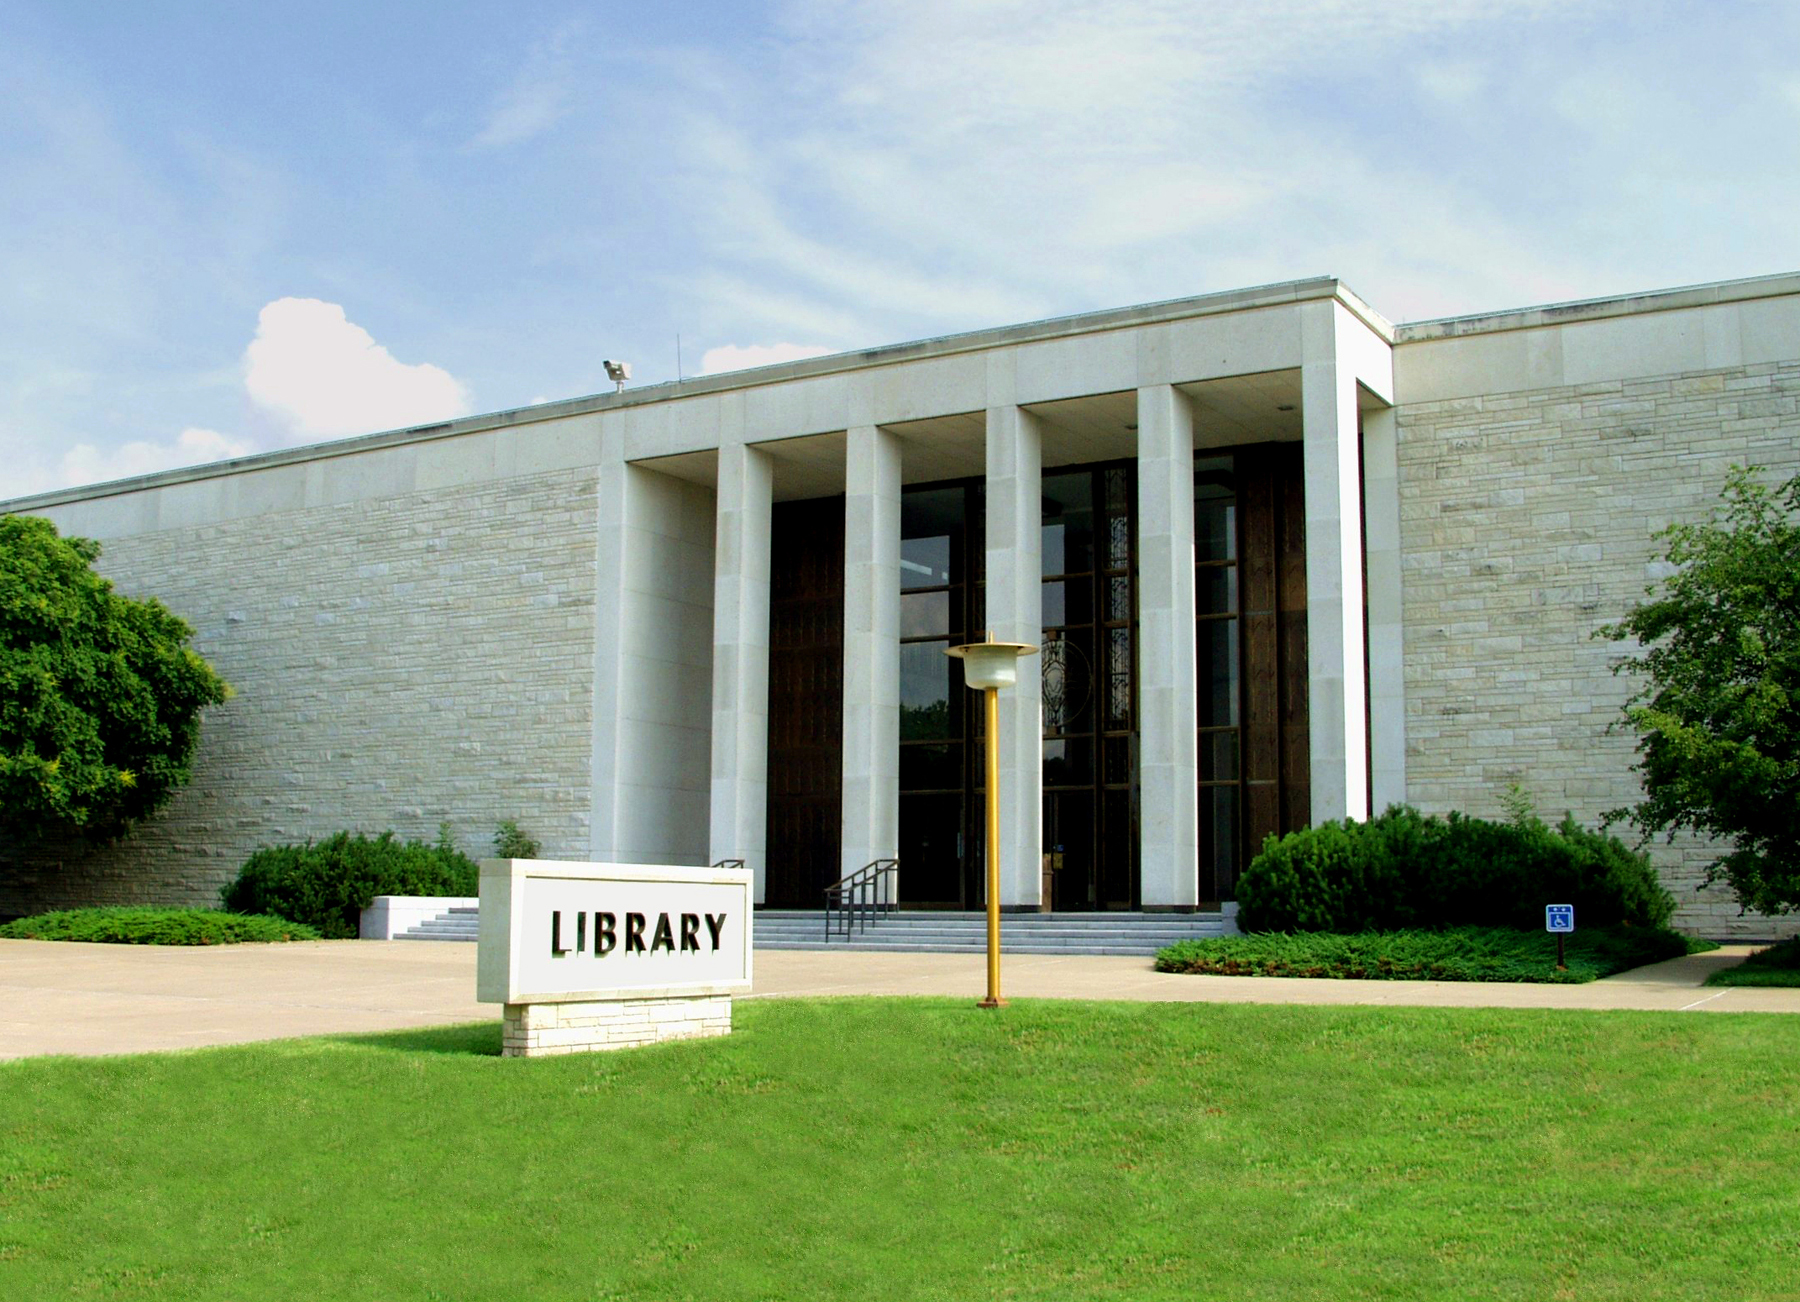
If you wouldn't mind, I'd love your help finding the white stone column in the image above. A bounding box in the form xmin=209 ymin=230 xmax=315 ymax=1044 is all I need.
xmin=589 ymin=428 xmax=629 ymax=862
xmin=709 ymin=442 xmax=774 ymax=901
xmin=984 ymin=405 xmax=1043 ymax=907
xmin=1136 ymin=385 xmax=1200 ymax=907
xmin=840 ymin=425 xmax=902 ymax=895
xmin=1362 ymin=405 xmax=1406 ymax=812
xmin=1300 ymin=303 xmax=1371 ymax=823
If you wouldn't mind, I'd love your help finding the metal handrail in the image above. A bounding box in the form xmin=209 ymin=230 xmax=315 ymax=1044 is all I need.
xmin=822 ymin=859 xmax=899 ymax=940
xmin=712 ymin=859 xmax=746 ymax=872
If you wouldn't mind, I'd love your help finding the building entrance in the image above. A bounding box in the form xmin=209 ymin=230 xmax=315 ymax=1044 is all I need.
xmin=897 ymin=461 xmax=1139 ymax=910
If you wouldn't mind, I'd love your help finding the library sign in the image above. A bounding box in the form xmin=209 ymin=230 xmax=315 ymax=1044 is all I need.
xmin=477 ymin=859 xmax=753 ymax=1056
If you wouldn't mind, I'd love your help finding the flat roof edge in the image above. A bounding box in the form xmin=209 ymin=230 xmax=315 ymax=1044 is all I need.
xmin=4 ymin=276 xmax=1376 ymax=514
xmin=1394 ymin=271 xmax=1800 ymax=342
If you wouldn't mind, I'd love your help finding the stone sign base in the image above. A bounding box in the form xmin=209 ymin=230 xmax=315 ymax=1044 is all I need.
xmin=501 ymin=994 xmax=733 ymax=1057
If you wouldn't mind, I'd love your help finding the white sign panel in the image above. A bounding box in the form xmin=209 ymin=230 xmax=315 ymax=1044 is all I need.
xmin=477 ymin=859 xmax=753 ymax=1005
xmin=1545 ymin=904 xmax=1575 ymax=933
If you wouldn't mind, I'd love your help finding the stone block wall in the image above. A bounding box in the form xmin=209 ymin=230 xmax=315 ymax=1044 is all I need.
xmin=0 ymin=465 xmax=600 ymax=916
xmin=1396 ymin=359 xmax=1800 ymax=938
xmin=502 ymin=995 xmax=732 ymax=1056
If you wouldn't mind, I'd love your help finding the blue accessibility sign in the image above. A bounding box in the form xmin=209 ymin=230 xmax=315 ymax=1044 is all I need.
xmin=1545 ymin=904 xmax=1575 ymax=933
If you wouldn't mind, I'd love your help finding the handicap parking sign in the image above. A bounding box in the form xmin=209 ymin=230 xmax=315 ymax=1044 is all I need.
xmin=1545 ymin=904 xmax=1575 ymax=933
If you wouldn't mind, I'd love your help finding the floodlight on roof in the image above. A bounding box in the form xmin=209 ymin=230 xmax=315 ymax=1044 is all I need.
xmin=603 ymin=360 xmax=632 ymax=393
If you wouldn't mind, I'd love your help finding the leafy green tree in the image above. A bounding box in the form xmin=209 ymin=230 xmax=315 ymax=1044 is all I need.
xmin=0 ymin=515 xmax=230 ymax=844
xmin=1600 ymin=467 xmax=1800 ymax=915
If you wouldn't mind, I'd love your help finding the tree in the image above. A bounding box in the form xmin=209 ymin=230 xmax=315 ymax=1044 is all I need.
xmin=1599 ymin=466 xmax=1800 ymax=915
xmin=0 ymin=515 xmax=230 ymax=845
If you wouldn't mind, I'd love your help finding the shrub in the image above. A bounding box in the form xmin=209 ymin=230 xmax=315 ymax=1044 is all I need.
xmin=221 ymin=831 xmax=478 ymax=938
xmin=1154 ymin=924 xmax=1694 ymax=984
xmin=492 ymin=819 xmax=541 ymax=859
xmin=1236 ymin=804 xmax=1674 ymax=934
xmin=0 ymin=907 xmax=320 ymax=945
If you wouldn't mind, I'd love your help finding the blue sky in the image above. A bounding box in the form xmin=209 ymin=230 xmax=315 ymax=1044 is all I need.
xmin=3 ymin=0 xmax=1797 ymax=499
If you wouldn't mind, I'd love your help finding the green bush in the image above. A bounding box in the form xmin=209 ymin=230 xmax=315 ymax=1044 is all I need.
xmin=492 ymin=819 xmax=540 ymax=859
xmin=0 ymin=907 xmax=320 ymax=945
xmin=221 ymin=831 xmax=478 ymax=938
xmin=1155 ymin=925 xmax=1695 ymax=984
xmin=1237 ymin=804 xmax=1674 ymax=934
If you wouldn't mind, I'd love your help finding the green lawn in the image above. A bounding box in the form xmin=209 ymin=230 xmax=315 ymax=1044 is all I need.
xmin=2 ymin=999 xmax=1796 ymax=1300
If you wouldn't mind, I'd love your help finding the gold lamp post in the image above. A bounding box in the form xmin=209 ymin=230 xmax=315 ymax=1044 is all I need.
xmin=946 ymin=633 xmax=1035 ymax=1009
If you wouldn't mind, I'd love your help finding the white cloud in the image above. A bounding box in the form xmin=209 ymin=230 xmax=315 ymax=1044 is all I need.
xmin=699 ymin=342 xmax=836 ymax=375
xmin=243 ymin=297 xmax=471 ymax=440
xmin=470 ymin=24 xmax=582 ymax=148
xmin=55 ymin=427 xmax=256 ymax=491
xmin=666 ymin=0 xmax=1667 ymax=330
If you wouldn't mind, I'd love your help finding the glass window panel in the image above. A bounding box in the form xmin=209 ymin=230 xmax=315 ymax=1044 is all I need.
xmin=1199 ymin=729 xmax=1239 ymax=781
xmin=1107 ymin=574 xmax=1130 ymax=623
xmin=1042 ymin=736 xmax=1093 ymax=786
xmin=1041 ymin=580 xmax=1065 ymax=628
xmin=1107 ymin=514 xmax=1130 ymax=570
xmin=900 ymin=792 xmax=966 ymax=907
xmin=1041 ymin=633 xmax=1094 ymax=736
xmin=1197 ymin=618 xmax=1240 ymax=726
xmin=1196 ymin=499 xmax=1237 ymax=563
xmin=901 ymin=590 xmax=951 ymax=638
xmin=1199 ymin=785 xmax=1239 ymax=900
xmin=1103 ymin=735 xmax=1133 ymax=785
xmin=1106 ymin=626 xmax=1132 ymax=728
xmin=900 ymin=535 xmax=950 ymax=590
xmin=1105 ymin=466 xmax=1129 ymax=513
xmin=1100 ymin=788 xmax=1134 ymax=907
xmin=1042 ymin=472 xmax=1094 ymax=574
xmin=1044 ymin=790 xmax=1095 ymax=911
xmin=1195 ymin=457 xmax=1235 ymax=494
xmin=900 ymin=742 xmax=961 ymax=791
xmin=901 ymin=640 xmax=956 ymax=740
xmin=1062 ymin=576 xmax=1093 ymax=627
xmin=1197 ymin=564 xmax=1237 ymax=616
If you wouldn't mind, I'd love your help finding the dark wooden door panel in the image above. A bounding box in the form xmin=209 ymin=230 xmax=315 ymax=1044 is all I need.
xmin=765 ymin=497 xmax=844 ymax=908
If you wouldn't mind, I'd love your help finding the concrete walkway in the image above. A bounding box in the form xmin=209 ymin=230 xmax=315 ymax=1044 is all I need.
xmin=1 ymin=937 xmax=1795 ymax=1061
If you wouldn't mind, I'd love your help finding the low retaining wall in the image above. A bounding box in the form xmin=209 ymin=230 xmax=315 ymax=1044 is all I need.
xmin=359 ymin=896 xmax=477 ymax=940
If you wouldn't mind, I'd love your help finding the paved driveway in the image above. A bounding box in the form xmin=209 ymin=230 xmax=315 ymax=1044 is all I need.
xmin=1 ymin=938 xmax=1794 ymax=1060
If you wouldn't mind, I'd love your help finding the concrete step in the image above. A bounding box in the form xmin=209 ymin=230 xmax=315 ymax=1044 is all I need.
xmin=391 ymin=906 xmax=1230 ymax=953
xmin=753 ymin=909 xmax=1229 ymax=954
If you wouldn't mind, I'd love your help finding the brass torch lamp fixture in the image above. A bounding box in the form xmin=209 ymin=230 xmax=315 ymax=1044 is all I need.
xmin=946 ymin=633 xmax=1035 ymax=1009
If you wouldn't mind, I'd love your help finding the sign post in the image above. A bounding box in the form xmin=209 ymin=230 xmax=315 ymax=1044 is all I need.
xmin=477 ymin=859 xmax=753 ymax=1056
xmin=1545 ymin=903 xmax=1575 ymax=970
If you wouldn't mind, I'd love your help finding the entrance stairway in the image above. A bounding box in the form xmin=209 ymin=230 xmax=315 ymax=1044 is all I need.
xmin=388 ymin=905 xmax=1233 ymax=955
xmin=393 ymin=905 xmax=480 ymax=942
xmin=754 ymin=909 xmax=1234 ymax=956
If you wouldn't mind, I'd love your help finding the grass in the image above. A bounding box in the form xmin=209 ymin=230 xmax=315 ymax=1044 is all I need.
xmin=1 ymin=998 xmax=1797 ymax=1300
xmin=1707 ymin=936 xmax=1800 ymax=987
xmin=0 ymin=907 xmax=321 ymax=945
xmin=1154 ymin=925 xmax=1708 ymax=983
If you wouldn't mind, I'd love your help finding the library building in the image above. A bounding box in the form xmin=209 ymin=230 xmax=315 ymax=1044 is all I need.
xmin=5 ymin=272 xmax=1800 ymax=941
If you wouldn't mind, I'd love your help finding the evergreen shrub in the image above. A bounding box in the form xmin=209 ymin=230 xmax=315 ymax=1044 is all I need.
xmin=221 ymin=831 xmax=479 ymax=938
xmin=1154 ymin=924 xmax=1694 ymax=983
xmin=0 ymin=907 xmax=320 ymax=945
xmin=1236 ymin=804 xmax=1674 ymax=934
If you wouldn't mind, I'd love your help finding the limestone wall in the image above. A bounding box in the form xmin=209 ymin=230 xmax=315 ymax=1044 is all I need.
xmin=1395 ymin=358 xmax=1800 ymax=938
xmin=0 ymin=464 xmax=600 ymax=915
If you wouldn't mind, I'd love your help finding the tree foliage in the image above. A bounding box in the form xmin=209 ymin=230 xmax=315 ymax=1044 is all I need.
xmin=0 ymin=515 xmax=230 ymax=844
xmin=1600 ymin=467 xmax=1800 ymax=915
